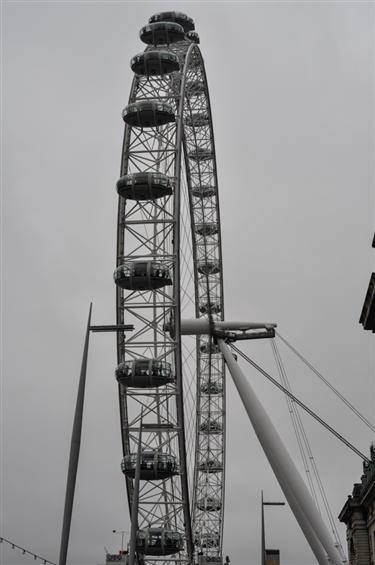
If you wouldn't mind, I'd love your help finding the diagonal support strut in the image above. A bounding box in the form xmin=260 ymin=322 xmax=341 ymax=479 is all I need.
xmin=217 ymin=338 xmax=344 ymax=565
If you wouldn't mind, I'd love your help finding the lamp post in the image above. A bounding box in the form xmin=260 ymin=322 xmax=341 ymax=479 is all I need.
xmin=261 ymin=491 xmax=285 ymax=565
xmin=58 ymin=303 xmax=134 ymax=565
xmin=112 ymin=530 xmax=128 ymax=552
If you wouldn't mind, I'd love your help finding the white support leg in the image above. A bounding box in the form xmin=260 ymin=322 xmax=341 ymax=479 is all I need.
xmin=275 ymin=472 xmax=332 ymax=565
xmin=217 ymin=339 xmax=344 ymax=565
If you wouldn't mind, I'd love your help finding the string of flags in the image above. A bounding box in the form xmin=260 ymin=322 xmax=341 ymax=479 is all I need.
xmin=0 ymin=536 xmax=56 ymax=564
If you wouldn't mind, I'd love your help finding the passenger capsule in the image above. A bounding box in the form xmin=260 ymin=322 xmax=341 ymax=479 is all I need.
xmin=122 ymin=100 xmax=175 ymax=128
xmin=187 ymin=31 xmax=200 ymax=44
xmin=195 ymin=223 xmax=218 ymax=237
xmin=115 ymin=359 xmax=174 ymax=387
xmin=131 ymin=50 xmax=180 ymax=76
xmin=188 ymin=147 xmax=212 ymax=161
xmin=198 ymin=458 xmax=223 ymax=473
xmin=197 ymin=261 xmax=220 ymax=275
xmin=200 ymin=379 xmax=223 ymax=394
xmin=199 ymin=418 xmax=223 ymax=434
xmin=121 ymin=450 xmax=178 ymax=479
xmin=136 ymin=528 xmax=184 ymax=555
xmin=199 ymin=301 xmax=222 ymax=314
xmin=149 ymin=11 xmax=195 ymax=32
xmin=114 ymin=261 xmax=172 ymax=291
xmin=116 ymin=172 xmax=173 ymax=201
xmin=185 ymin=112 xmax=209 ymax=127
xmin=196 ymin=496 xmax=222 ymax=512
xmin=140 ymin=22 xmax=185 ymax=45
xmin=200 ymin=341 xmax=220 ymax=355
xmin=191 ymin=185 xmax=216 ymax=198
xmin=186 ymin=80 xmax=205 ymax=96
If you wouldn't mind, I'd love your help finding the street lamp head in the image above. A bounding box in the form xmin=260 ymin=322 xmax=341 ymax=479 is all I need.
xmin=261 ymin=495 xmax=285 ymax=565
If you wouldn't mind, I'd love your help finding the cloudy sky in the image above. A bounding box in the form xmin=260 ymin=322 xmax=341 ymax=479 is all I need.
xmin=2 ymin=1 xmax=374 ymax=565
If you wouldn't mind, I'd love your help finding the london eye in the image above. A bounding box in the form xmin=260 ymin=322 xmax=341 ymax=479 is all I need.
xmin=114 ymin=11 xmax=225 ymax=565
xmin=52 ymin=10 xmax=368 ymax=565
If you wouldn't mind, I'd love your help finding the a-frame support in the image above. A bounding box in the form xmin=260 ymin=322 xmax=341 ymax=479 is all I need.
xmin=217 ymin=338 xmax=343 ymax=565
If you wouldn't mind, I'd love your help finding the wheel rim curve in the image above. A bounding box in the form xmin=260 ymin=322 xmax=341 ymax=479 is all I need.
xmin=115 ymin=23 xmax=225 ymax=565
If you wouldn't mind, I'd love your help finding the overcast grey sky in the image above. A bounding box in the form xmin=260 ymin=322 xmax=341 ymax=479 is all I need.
xmin=1 ymin=1 xmax=374 ymax=565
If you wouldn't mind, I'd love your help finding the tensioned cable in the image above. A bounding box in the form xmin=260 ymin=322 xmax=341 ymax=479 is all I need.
xmin=270 ymin=340 xmax=347 ymax=561
xmin=184 ymin=57 xmax=223 ymax=513
xmin=0 ymin=537 xmax=55 ymax=565
xmin=271 ymin=340 xmax=320 ymax=508
xmin=276 ymin=331 xmax=375 ymax=433
xmin=180 ymin=158 xmax=198 ymax=487
xmin=230 ymin=344 xmax=370 ymax=463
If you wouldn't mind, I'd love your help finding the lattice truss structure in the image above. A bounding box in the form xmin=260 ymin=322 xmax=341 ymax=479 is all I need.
xmin=115 ymin=19 xmax=225 ymax=565
xmin=183 ymin=53 xmax=225 ymax=558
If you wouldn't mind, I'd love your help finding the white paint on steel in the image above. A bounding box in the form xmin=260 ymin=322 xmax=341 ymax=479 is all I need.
xmin=180 ymin=318 xmax=277 ymax=335
xmin=217 ymin=338 xmax=344 ymax=565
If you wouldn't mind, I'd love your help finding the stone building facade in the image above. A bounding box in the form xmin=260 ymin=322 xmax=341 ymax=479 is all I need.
xmin=265 ymin=549 xmax=280 ymax=565
xmin=339 ymin=445 xmax=375 ymax=564
xmin=359 ymin=234 xmax=375 ymax=332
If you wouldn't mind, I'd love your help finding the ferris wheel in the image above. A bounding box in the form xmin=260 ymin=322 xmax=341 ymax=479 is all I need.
xmin=55 ymin=11 xmax=362 ymax=565
xmin=113 ymin=11 xmax=225 ymax=565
